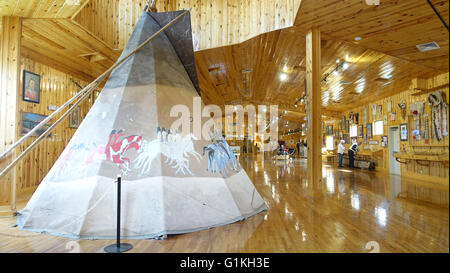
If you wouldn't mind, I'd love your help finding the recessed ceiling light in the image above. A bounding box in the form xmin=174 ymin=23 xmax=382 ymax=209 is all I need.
xmin=280 ymin=73 xmax=288 ymax=81
xmin=342 ymin=62 xmax=349 ymax=70
xmin=354 ymin=37 xmax=362 ymax=41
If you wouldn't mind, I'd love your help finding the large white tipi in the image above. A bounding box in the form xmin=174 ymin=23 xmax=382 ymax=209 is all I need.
xmin=16 ymin=10 xmax=267 ymax=239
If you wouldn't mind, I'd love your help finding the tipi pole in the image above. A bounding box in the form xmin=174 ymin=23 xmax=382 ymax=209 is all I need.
xmin=0 ymin=9 xmax=192 ymax=181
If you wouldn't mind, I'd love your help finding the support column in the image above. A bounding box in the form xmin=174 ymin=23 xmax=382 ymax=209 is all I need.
xmin=305 ymin=29 xmax=322 ymax=188
xmin=0 ymin=16 xmax=22 ymax=212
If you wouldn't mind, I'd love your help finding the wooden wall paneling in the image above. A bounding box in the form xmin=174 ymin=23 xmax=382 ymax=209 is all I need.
xmin=329 ymin=73 xmax=449 ymax=182
xmin=12 ymin=56 xmax=97 ymax=201
xmin=72 ymin=0 xmax=302 ymax=51
xmin=0 ymin=16 xmax=21 ymax=208
xmin=0 ymin=0 xmax=91 ymax=19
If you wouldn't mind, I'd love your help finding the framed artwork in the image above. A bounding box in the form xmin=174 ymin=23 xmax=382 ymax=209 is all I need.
xmin=20 ymin=112 xmax=51 ymax=137
xmin=358 ymin=125 xmax=363 ymax=138
xmin=325 ymin=125 xmax=333 ymax=135
xmin=381 ymin=136 xmax=388 ymax=147
xmin=22 ymin=70 xmax=41 ymax=104
xmin=343 ymin=134 xmax=350 ymax=144
xmin=400 ymin=123 xmax=408 ymax=141
xmin=367 ymin=124 xmax=373 ymax=139
xmin=69 ymin=104 xmax=81 ymax=128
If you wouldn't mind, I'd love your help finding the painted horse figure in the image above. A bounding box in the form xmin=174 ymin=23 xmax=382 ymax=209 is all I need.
xmin=105 ymin=129 xmax=142 ymax=174
xmin=133 ymin=128 xmax=200 ymax=176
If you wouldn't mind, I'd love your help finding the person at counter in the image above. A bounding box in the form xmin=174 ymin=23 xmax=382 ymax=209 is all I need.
xmin=348 ymin=141 xmax=359 ymax=168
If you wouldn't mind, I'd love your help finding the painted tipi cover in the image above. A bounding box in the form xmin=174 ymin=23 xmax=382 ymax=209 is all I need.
xmin=16 ymin=10 xmax=267 ymax=239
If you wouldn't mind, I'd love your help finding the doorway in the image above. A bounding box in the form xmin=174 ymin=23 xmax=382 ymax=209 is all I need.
xmin=388 ymin=126 xmax=401 ymax=175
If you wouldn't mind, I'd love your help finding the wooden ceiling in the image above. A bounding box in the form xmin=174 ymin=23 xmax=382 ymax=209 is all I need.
xmin=1 ymin=0 xmax=449 ymax=121
xmin=21 ymin=18 xmax=120 ymax=82
xmin=196 ymin=0 xmax=449 ymax=114
xmin=294 ymin=0 xmax=449 ymax=72
xmin=195 ymin=24 xmax=444 ymax=113
xmin=0 ymin=0 xmax=88 ymax=18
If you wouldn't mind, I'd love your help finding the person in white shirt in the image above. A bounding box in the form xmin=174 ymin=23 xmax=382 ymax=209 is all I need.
xmin=337 ymin=140 xmax=345 ymax=167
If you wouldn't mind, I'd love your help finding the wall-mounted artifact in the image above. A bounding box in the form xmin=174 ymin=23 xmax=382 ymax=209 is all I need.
xmin=20 ymin=112 xmax=51 ymax=137
xmin=358 ymin=125 xmax=363 ymax=138
xmin=325 ymin=125 xmax=333 ymax=135
xmin=377 ymin=105 xmax=382 ymax=119
xmin=389 ymin=112 xmax=396 ymax=121
xmin=367 ymin=124 xmax=373 ymax=139
xmin=22 ymin=70 xmax=41 ymax=104
xmin=427 ymin=91 xmax=448 ymax=141
xmin=387 ymin=101 xmax=392 ymax=112
xmin=383 ymin=115 xmax=387 ymax=125
xmin=48 ymin=105 xmax=58 ymax=111
xmin=343 ymin=134 xmax=350 ymax=144
xmin=398 ymin=102 xmax=407 ymax=120
xmin=400 ymin=123 xmax=408 ymax=141
xmin=68 ymin=104 xmax=81 ymax=129
xmin=363 ymin=134 xmax=367 ymax=144
xmin=381 ymin=136 xmax=387 ymax=147
xmin=371 ymin=104 xmax=377 ymax=121
xmin=368 ymin=140 xmax=379 ymax=145
xmin=362 ymin=107 xmax=367 ymax=124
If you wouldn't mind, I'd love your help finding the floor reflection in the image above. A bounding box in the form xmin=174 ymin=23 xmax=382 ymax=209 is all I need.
xmin=0 ymin=155 xmax=448 ymax=253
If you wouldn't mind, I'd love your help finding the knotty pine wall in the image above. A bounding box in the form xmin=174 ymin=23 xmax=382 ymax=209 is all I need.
xmin=0 ymin=57 xmax=98 ymax=205
xmin=73 ymin=0 xmax=301 ymax=51
xmin=327 ymin=73 xmax=449 ymax=184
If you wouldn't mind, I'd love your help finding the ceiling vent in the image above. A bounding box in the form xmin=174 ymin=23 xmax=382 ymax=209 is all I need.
xmin=416 ymin=42 xmax=440 ymax=52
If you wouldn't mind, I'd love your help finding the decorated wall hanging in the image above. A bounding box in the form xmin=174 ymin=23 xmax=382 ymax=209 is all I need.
xmin=398 ymin=102 xmax=407 ymax=120
xmin=362 ymin=107 xmax=367 ymax=124
xmin=377 ymin=105 xmax=382 ymax=119
xmin=409 ymin=101 xmax=424 ymax=141
xmin=371 ymin=104 xmax=377 ymax=121
xmin=427 ymin=91 xmax=448 ymax=142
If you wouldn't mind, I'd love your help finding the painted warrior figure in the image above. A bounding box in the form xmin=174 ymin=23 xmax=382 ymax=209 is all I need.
xmin=105 ymin=129 xmax=142 ymax=172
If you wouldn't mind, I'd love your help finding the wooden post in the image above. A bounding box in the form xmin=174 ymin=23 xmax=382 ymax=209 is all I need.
xmin=305 ymin=29 xmax=322 ymax=188
xmin=0 ymin=17 xmax=22 ymax=212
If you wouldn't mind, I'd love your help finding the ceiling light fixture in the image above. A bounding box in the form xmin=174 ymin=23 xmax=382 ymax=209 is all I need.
xmin=280 ymin=73 xmax=288 ymax=81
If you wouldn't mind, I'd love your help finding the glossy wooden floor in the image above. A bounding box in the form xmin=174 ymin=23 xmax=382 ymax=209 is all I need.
xmin=0 ymin=155 xmax=448 ymax=253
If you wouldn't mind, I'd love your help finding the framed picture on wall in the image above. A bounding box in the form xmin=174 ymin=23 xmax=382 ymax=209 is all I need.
xmin=68 ymin=104 xmax=81 ymax=128
xmin=400 ymin=123 xmax=408 ymax=141
xmin=325 ymin=125 xmax=333 ymax=135
xmin=367 ymin=124 xmax=373 ymax=139
xmin=343 ymin=134 xmax=350 ymax=144
xmin=358 ymin=125 xmax=363 ymax=138
xmin=20 ymin=112 xmax=51 ymax=137
xmin=381 ymin=136 xmax=388 ymax=147
xmin=22 ymin=70 xmax=41 ymax=104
